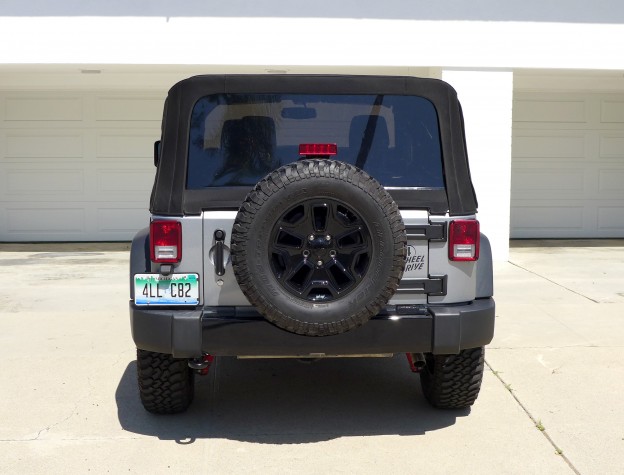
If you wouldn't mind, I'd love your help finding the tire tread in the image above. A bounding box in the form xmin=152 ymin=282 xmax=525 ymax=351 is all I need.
xmin=136 ymin=349 xmax=194 ymax=414
xmin=420 ymin=347 xmax=485 ymax=409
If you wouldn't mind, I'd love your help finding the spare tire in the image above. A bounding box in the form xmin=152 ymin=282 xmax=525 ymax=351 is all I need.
xmin=231 ymin=160 xmax=406 ymax=336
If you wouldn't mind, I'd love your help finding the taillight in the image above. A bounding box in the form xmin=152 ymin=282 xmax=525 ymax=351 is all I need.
xmin=299 ymin=143 xmax=337 ymax=157
xmin=150 ymin=220 xmax=182 ymax=263
xmin=448 ymin=220 xmax=480 ymax=261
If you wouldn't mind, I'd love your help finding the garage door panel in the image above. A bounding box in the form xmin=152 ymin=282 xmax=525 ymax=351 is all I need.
xmin=1 ymin=162 xmax=90 ymax=202
xmin=5 ymin=97 xmax=83 ymax=122
xmin=598 ymin=170 xmax=624 ymax=195
xmin=4 ymin=133 xmax=84 ymax=159
xmin=513 ymin=133 xmax=587 ymax=159
xmin=514 ymin=99 xmax=586 ymax=123
xmin=6 ymin=169 xmax=84 ymax=194
xmin=512 ymin=205 xmax=584 ymax=230
xmin=96 ymin=97 xmax=162 ymax=122
xmin=600 ymin=100 xmax=624 ymax=123
xmin=599 ymin=135 xmax=624 ymax=158
xmin=96 ymin=132 xmax=158 ymax=159
xmin=512 ymin=168 xmax=584 ymax=194
xmin=597 ymin=207 xmax=624 ymax=231
xmin=5 ymin=207 xmax=86 ymax=235
xmin=96 ymin=169 xmax=153 ymax=194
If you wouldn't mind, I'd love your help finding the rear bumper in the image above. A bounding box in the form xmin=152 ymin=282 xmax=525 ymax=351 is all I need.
xmin=130 ymin=298 xmax=495 ymax=358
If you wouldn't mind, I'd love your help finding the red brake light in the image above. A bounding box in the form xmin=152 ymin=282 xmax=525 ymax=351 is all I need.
xmin=299 ymin=143 xmax=337 ymax=157
xmin=150 ymin=220 xmax=182 ymax=263
xmin=449 ymin=220 xmax=480 ymax=261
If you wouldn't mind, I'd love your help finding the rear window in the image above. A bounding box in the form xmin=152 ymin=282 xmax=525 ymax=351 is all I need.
xmin=187 ymin=93 xmax=444 ymax=189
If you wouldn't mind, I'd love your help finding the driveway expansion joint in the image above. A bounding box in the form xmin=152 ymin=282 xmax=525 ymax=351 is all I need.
xmin=485 ymin=359 xmax=581 ymax=475
xmin=508 ymin=261 xmax=599 ymax=304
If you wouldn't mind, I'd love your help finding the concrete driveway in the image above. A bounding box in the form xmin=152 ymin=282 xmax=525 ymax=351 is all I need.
xmin=0 ymin=240 xmax=622 ymax=474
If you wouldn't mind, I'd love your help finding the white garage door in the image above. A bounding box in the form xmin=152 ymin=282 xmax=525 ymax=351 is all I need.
xmin=511 ymin=92 xmax=624 ymax=238
xmin=0 ymin=91 xmax=163 ymax=241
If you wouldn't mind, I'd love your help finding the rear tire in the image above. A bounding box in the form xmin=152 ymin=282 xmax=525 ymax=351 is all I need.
xmin=420 ymin=347 xmax=485 ymax=409
xmin=136 ymin=349 xmax=194 ymax=414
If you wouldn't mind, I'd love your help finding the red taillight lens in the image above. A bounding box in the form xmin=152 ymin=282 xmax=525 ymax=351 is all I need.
xmin=448 ymin=220 xmax=480 ymax=261
xmin=150 ymin=220 xmax=182 ymax=263
xmin=298 ymin=143 xmax=337 ymax=156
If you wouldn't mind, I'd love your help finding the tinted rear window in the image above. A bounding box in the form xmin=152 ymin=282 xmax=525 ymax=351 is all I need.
xmin=187 ymin=94 xmax=444 ymax=189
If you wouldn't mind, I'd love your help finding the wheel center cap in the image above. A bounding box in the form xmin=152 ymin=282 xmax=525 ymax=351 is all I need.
xmin=307 ymin=234 xmax=332 ymax=249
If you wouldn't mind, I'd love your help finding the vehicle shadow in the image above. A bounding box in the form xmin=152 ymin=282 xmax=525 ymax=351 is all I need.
xmin=116 ymin=355 xmax=468 ymax=444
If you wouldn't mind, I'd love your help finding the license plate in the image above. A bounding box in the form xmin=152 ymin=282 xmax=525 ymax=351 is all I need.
xmin=134 ymin=273 xmax=199 ymax=306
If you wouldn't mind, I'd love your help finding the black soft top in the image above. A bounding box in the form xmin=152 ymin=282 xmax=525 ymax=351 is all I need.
xmin=150 ymin=74 xmax=477 ymax=216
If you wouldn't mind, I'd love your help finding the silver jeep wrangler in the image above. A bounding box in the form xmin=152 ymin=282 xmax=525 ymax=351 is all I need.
xmin=130 ymin=75 xmax=495 ymax=414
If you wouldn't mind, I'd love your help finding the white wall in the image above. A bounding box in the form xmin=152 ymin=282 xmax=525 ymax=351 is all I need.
xmin=1 ymin=4 xmax=624 ymax=70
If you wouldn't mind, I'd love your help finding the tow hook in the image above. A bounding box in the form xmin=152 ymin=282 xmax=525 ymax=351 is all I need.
xmin=406 ymin=352 xmax=426 ymax=373
xmin=188 ymin=354 xmax=214 ymax=375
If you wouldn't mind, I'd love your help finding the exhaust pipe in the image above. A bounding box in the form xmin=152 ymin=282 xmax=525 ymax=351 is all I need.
xmin=406 ymin=352 xmax=426 ymax=373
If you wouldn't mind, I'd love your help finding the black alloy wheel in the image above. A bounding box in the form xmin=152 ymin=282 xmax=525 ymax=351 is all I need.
xmin=269 ymin=199 xmax=372 ymax=302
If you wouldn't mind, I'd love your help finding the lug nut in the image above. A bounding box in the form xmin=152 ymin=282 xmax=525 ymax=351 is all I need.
xmin=309 ymin=234 xmax=315 ymax=241
xmin=325 ymin=235 xmax=331 ymax=241
xmin=317 ymin=260 xmax=323 ymax=266
xmin=329 ymin=250 xmax=337 ymax=258
xmin=303 ymin=250 xmax=310 ymax=258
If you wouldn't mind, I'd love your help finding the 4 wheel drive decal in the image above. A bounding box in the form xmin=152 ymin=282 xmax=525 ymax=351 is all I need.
xmin=406 ymin=245 xmax=426 ymax=272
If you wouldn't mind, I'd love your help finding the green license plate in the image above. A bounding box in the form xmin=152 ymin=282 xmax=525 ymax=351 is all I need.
xmin=134 ymin=273 xmax=199 ymax=306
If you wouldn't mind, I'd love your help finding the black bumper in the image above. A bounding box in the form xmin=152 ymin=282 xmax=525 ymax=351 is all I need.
xmin=130 ymin=298 xmax=495 ymax=358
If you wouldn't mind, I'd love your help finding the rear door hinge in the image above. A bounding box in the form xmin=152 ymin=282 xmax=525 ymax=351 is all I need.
xmin=405 ymin=222 xmax=446 ymax=242
xmin=396 ymin=275 xmax=447 ymax=296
